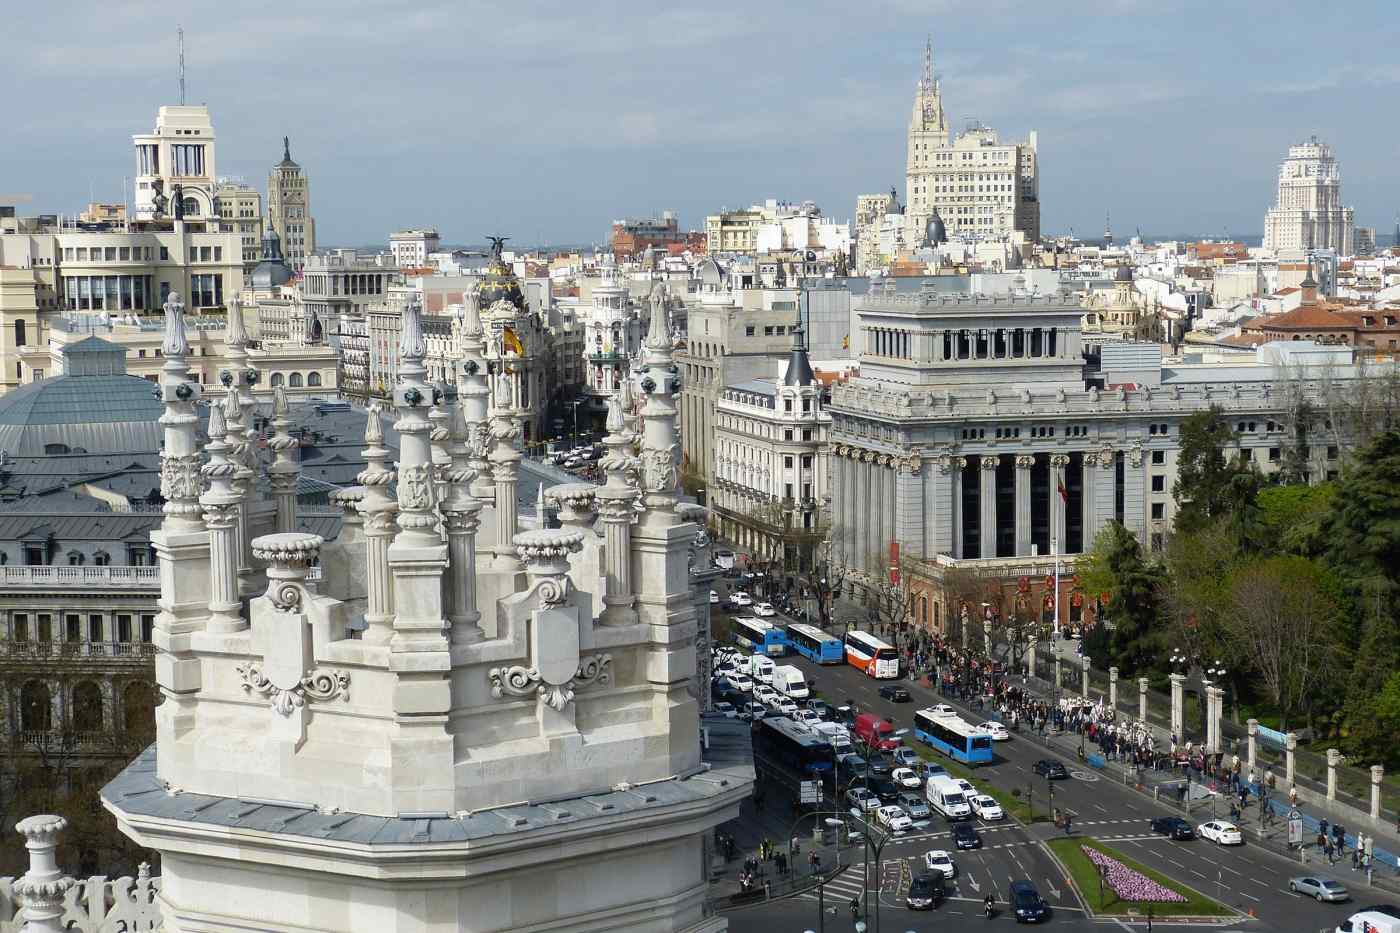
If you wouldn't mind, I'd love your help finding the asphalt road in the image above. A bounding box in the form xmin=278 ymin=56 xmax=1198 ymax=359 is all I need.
xmin=722 ymin=650 xmax=1366 ymax=933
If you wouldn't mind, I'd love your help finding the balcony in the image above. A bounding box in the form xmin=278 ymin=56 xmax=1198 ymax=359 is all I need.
xmin=0 ymin=566 xmax=159 ymax=589
xmin=1 ymin=641 xmax=156 ymax=660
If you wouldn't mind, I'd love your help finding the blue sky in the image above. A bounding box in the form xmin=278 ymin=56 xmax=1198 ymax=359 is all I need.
xmin=6 ymin=0 xmax=1398 ymax=246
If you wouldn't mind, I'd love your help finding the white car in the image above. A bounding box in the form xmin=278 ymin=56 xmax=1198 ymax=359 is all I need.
xmin=712 ymin=702 xmax=738 ymax=719
xmin=709 ymin=590 xmax=720 ymax=605
xmin=892 ymin=746 xmax=920 ymax=767
xmin=922 ymin=849 xmax=956 ymax=878
xmin=1198 ymin=821 xmax=1243 ymax=845
xmin=725 ymin=673 xmax=753 ymax=692
xmin=892 ymin=767 xmax=923 ymax=789
xmin=970 ymin=794 xmax=1004 ymax=820
xmin=978 ymin=721 xmax=1011 ymax=741
xmin=754 ymin=602 xmax=776 ymax=617
xmin=776 ymin=699 xmax=799 ymax=716
xmin=795 ymin=709 xmax=822 ymax=727
xmin=846 ymin=787 xmax=880 ymax=813
xmin=753 ymin=685 xmax=779 ymax=705
xmin=731 ymin=592 xmax=753 ymax=607
xmin=876 ymin=804 xmax=913 ymax=834
xmin=926 ymin=704 xmax=957 ymax=717
xmin=954 ymin=778 xmax=976 ymax=797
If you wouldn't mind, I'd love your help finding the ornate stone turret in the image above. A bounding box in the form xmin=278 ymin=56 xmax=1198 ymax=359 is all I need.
xmin=636 ymin=282 xmax=681 ymax=518
xmin=267 ymin=386 xmax=300 ymax=534
xmin=456 ymin=291 xmax=494 ymax=502
xmin=596 ymin=390 xmax=639 ymax=626
xmin=487 ymin=366 xmax=524 ymax=572
xmin=223 ymin=293 xmax=259 ymax=448
xmin=200 ymin=402 xmax=244 ymax=632
xmin=12 ymin=815 xmax=75 ymax=933
xmin=442 ymin=399 xmax=484 ymax=644
xmin=356 ymin=404 xmax=397 ymax=644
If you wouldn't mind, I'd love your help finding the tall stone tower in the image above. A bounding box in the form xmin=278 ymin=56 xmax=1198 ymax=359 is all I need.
xmin=267 ymin=136 xmax=317 ymax=270
xmin=904 ymin=37 xmax=949 ymax=240
xmin=1262 ymin=136 xmax=1355 ymax=255
xmin=101 ymin=292 xmax=747 ymax=932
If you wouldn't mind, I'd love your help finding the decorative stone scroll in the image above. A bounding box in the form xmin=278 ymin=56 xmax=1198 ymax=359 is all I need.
xmin=489 ymin=655 xmax=613 ymax=713
xmin=235 ymin=663 xmax=349 ymax=717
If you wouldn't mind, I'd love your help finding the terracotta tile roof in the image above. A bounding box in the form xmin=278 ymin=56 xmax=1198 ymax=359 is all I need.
xmin=1276 ymin=287 xmax=1300 ymax=296
xmin=1246 ymin=304 xmax=1356 ymax=330
xmin=1218 ymin=332 xmax=1270 ymax=347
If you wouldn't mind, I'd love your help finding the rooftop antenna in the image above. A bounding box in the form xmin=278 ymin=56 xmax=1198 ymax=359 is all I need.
xmin=178 ymin=26 xmax=186 ymax=105
xmin=921 ymin=34 xmax=934 ymax=92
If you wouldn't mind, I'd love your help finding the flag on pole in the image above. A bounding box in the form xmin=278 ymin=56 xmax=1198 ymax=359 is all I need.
xmin=502 ymin=326 xmax=525 ymax=356
xmin=1057 ymin=478 xmax=1069 ymax=503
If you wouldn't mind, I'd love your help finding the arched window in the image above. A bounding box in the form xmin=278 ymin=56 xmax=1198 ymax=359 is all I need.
xmin=307 ymin=372 xmax=321 ymax=387
xmin=123 ymin=681 xmax=154 ymax=733
xmin=270 ymin=372 xmax=285 ymax=387
xmin=72 ymin=681 xmax=103 ymax=732
xmin=20 ymin=681 xmax=51 ymax=732
xmin=289 ymin=372 xmax=303 ymax=388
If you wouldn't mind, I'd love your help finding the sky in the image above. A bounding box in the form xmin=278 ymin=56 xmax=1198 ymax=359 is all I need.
xmin=5 ymin=0 xmax=1399 ymax=248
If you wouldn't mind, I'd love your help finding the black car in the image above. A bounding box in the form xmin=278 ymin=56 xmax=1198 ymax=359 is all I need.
xmin=806 ymin=699 xmax=832 ymax=720
xmin=1009 ymin=879 xmax=1049 ymax=923
xmin=869 ymin=777 xmax=901 ymax=802
xmin=837 ymin=753 xmax=867 ymax=777
xmin=952 ymin=822 xmax=981 ymax=850
xmin=1150 ymin=815 xmax=1195 ymax=840
xmin=866 ymin=754 xmax=894 ymax=777
xmin=906 ymin=872 xmax=945 ymax=910
xmin=879 ymin=685 xmax=912 ymax=703
xmin=835 ymin=705 xmax=858 ymax=727
xmin=1033 ymin=759 xmax=1068 ymax=780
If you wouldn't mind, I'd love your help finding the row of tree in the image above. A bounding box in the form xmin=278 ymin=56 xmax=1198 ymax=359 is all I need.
xmin=1078 ymin=407 xmax=1400 ymax=767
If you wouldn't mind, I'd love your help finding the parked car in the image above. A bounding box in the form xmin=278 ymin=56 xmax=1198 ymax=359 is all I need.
xmin=869 ymin=777 xmax=901 ymax=802
xmin=752 ymin=685 xmax=779 ymax=705
xmin=951 ymin=822 xmax=981 ymax=850
xmin=905 ymin=872 xmax=945 ymax=910
xmin=1198 ymin=820 xmax=1244 ymax=845
xmin=879 ymin=685 xmax=912 ymax=703
xmin=970 ymin=794 xmax=1004 ymax=820
xmin=730 ymin=591 xmax=753 ymax=607
xmin=712 ymin=702 xmax=738 ymax=719
xmin=754 ymin=602 xmax=777 ymax=617
xmin=978 ymin=721 xmax=1011 ymax=740
xmin=776 ymin=699 xmax=799 ymax=716
xmin=845 ymin=787 xmax=880 ymax=813
xmin=794 ymin=709 xmax=822 ymax=728
xmin=835 ymin=705 xmax=858 ymax=728
xmin=1289 ymin=876 xmax=1350 ymax=903
xmin=892 ymin=767 xmax=923 ymax=789
xmin=866 ymin=753 xmax=894 ymax=777
xmin=923 ymin=848 xmax=956 ymax=878
xmin=1009 ymin=879 xmax=1049 ymax=923
xmin=725 ymin=673 xmax=753 ymax=692
xmin=806 ymin=699 xmax=832 ymax=719
xmin=836 ymin=752 xmax=867 ymax=777
xmin=876 ymin=804 xmax=913 ymax=834
xmin=1150 ymin=816 xmax=1195 ymax=840
xmin=919 ymin=761 xmax=948 ymax=780
xmin=898 ymin=792 xmax=930 ymax=820
xmin=1032 ymin=759 xmax=1068 ymax=780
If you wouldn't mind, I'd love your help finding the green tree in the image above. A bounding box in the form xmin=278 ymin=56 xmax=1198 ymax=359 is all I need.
xmin=1078 ymin=522 xmax=1166 ymax=675
xmin=1172 ymin=406 xmax=1238 ymax=535
xmin=1256 ymin=482 xmax=1336 ymax=557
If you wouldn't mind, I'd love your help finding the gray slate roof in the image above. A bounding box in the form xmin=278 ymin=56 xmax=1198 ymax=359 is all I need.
xmin=0 ymin=374 xmax=163 ymax=457
xmin=103 ymin=716 xmax=751 ymax=846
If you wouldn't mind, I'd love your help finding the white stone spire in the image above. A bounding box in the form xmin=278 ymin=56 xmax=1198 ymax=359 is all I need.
xmin=267 ymin=386 xmax=300 ymax=534
xmin=635 ymin=283 xmax=680 ymax=516
xmin=487 ymin=364 xmax=524 ymax=571
xmin=356 ymin=403 xmax=397 ymax=644
xmin=200 ymin=402 xmax=244 ymax=631
xmin=12 ymin=815 xmax=74 ymax=933
xmin=220 ymin=385 xmax=255 ymax=593
xmin=596 ymin=389 xmax=638 ymax=625
xmin=387 ymin=297 xmax=449 ymax=654
xmin=158 ymin=292 xmax=202 ymax=530
xmin=442 ymin=398 xmax=484 ymax=644
xmin=456 ymin=293 xmax=493 ymax=502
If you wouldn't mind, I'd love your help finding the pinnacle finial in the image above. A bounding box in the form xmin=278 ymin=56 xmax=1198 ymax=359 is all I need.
xmin=208 ymin=400 xmax=226 ymax=439
xmin=162 ymin=291 xmax=188 ymax=358
xmin=459 ymin=289 xmax=483 ymax=340
xmin=644 ymin=282 xmax=671 ymax=352
xmin=606 ymin=391 xmax=625 ymax=433
xmin=283 ymin=135 xmax=291 ymax=162
xmin=364 ymin=402 xmax=384 ymax=445
xmin=399 ymin=296 xmax=426 ymax=363
xmin=226 ymin=295 xmax=247 ymax=348
xmin=272 ymin=385 xmax=288 ymax=416
xmin=222 ymin=383 xmax=240 ymax=421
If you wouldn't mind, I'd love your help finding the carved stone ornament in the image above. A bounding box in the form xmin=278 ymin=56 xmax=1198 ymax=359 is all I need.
xmin=488 ymin=654 xmax=612 ymax=712
xmin=980 ymin=456 xmax=1000 ymax=470
xmin=1015 ymin=454 xmax=1036 ymax=469
xmin=160 ymin=453 xmax=204 ymax=500
xmin=640 ymin=444 xmax=678 ymax=493
xmin=1098 ymin=448 xmax=1116 ymax=469
xmin=398 ymin=462 xmax=434 ymax=510
xmin=236 ymin=662 xmax=350 ymax=717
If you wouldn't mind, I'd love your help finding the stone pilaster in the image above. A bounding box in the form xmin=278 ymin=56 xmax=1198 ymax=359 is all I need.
xmin=1050 ymin=453 xmax=1070 ymax=553
xmin=895 ymin=454 xmax=922 ymax=556
xmin=200 ymin=402 xmax=244 ymax=632
xmin=1094 ymin=447 xmax=1117 ymax=534
xmin=356 ymin=404 xmax=397 ymax=645
xmin=597 ymin=391 xmax=639 ymax=626
xmin=979 ymin=455 xmax=999 ymax=559
xmin=267 ymin=386 xmax=300 ymax=535
xmin=1169 ymin=672 xmax=1185 ymax=741
xmin=1081 ymin=451 xmax=1099 ymax=547
xmin=1247 ymin=718 xmax=1259 ymax=773
xmin=1014 ymin=454 xmax=1033 ymax=557
xmin=949 ymin=456 xmax=966 ymax=559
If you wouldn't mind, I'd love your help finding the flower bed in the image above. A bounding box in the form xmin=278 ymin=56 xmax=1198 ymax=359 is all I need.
xmin=1081 ymin=845 xmax=1187 ymax=903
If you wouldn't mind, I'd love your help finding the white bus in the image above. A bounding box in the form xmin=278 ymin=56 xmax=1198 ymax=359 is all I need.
xmin=843 ymin=630 xmax=900 ymax=679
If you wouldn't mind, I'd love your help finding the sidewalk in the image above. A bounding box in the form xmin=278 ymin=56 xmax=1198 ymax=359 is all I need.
xmin=707 ymin=792 xmax=854 ymax=908
xmin=1013 ymin=682 xmax=1400 ymax=895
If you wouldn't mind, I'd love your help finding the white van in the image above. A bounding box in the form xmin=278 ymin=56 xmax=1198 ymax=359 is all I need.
xmin=771 ymin=665 xmax=809 ymax=699
xmin=813 ymin=721 xmax=852 ymax=751
xmin=925 ymin=775 xmax=972 ymax=820
xmin=1337 ymin=912 xmax=1400 ymax=933
xmin=748 ymin=655 xmax=775 ymax=686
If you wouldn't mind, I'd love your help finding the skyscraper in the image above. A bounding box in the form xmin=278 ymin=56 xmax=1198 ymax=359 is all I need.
xmin=1262 ymin=136 xmax=1355 ymax=255
xmin=267 ymin=136 xmax=316 ymax=270
xmin=903 ymin=39 xmax=1040 ymax=245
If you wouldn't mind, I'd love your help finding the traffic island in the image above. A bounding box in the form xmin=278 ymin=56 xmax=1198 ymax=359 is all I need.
xmin=1045 ymin=836 xmax=1240 ymax=920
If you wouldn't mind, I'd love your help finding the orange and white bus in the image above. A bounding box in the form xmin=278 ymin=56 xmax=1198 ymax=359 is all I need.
xmin=843 ymin=630 xmax=900 ymax=679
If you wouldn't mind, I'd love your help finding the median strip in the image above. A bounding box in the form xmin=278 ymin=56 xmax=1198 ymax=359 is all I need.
xmin=1045 ymin=836 xmax=1238 ymax=919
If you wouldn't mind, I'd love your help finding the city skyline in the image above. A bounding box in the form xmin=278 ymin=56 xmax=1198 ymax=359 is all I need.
xmin=6 ymin=1 xmax=1399 ymax=247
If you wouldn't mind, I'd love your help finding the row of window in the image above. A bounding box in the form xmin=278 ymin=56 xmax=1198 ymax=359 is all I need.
xmin=9 ymin=611 xmax=155 ymax=644
xmin=268 ymin=372 xmax=324 ymax=388
xmin=15 ymin=679 xmax=156 ymax=735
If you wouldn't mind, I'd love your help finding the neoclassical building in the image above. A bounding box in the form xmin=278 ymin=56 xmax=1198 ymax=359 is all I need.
xmin=578 ymin=257 xmax=645 ymax=431
xmin=827 ymin=288 xmax=1375 ymax=629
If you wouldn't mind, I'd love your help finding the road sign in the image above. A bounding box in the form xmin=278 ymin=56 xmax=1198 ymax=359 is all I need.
xmin=800 ymin=780 xmax=822 ymax=804
xmin=1288 ymin=816 xmax=1304 ymax=845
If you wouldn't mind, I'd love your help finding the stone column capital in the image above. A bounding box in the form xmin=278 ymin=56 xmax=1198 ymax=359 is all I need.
xmin=1049 ymin=453 xmax=1071 ymax=469
xmin=980 ymin=455 xmax=1000 ymax=470
xmin=1015 ymin=454 xmax=1035 ymax=470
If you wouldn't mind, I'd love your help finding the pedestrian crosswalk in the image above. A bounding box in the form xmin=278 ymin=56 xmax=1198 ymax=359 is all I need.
xmin=798 ymin=870 xmax=870 ymax=903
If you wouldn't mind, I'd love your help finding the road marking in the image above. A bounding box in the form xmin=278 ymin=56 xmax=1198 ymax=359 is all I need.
xmin=1191 ymin=870 xmax=1207 ymax=879
xmin=1093 ymin=803 xmax=1108 ymax=813
xmin=1046 ymin=876 xmax=1063 ymax=899
xmin=1220 ymin=864 xmax=1242 ymax=876
xmin=1251 ymin=877 xmax=1269 ymax=886
xmin=1166 ymin=858 xmax=1184 ymax=868
xmin=1239 ymin=891 xmax=1260 ymax=902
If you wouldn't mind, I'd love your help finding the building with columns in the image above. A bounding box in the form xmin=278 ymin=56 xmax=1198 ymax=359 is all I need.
xmin=577 ymin=257 xmax=645 ymax=431
xmin=828 ymin=287 xmax=1382 ymax=632
xmin=91 ymin=286 xmax=742 ymax=932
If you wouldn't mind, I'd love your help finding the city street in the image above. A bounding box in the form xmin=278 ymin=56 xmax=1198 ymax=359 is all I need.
xmin=722 ymin=649 xmax=1369 ymax=932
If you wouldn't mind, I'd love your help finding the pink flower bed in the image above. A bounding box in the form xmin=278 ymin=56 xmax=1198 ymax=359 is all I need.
xmin=1081 ymin=845 xmax=1187 ymax=903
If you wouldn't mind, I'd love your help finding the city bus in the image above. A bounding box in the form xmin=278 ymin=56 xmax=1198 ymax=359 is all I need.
xmin=731 ymin=617 xmax=787 ymax=657
xmin=912 ymin=709 xmax=995 ymax=765
xmin=843 ymin=630 xmax=900 ymax=679
xmin=785 ymin=623 xmax=844 ymax=665
xmin=751 ymin=715 xmax=835 ymax=796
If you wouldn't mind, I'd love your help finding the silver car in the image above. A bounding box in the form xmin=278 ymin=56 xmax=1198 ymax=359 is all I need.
xmin=1288 ymin=876 xmax=1349 ymax=903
